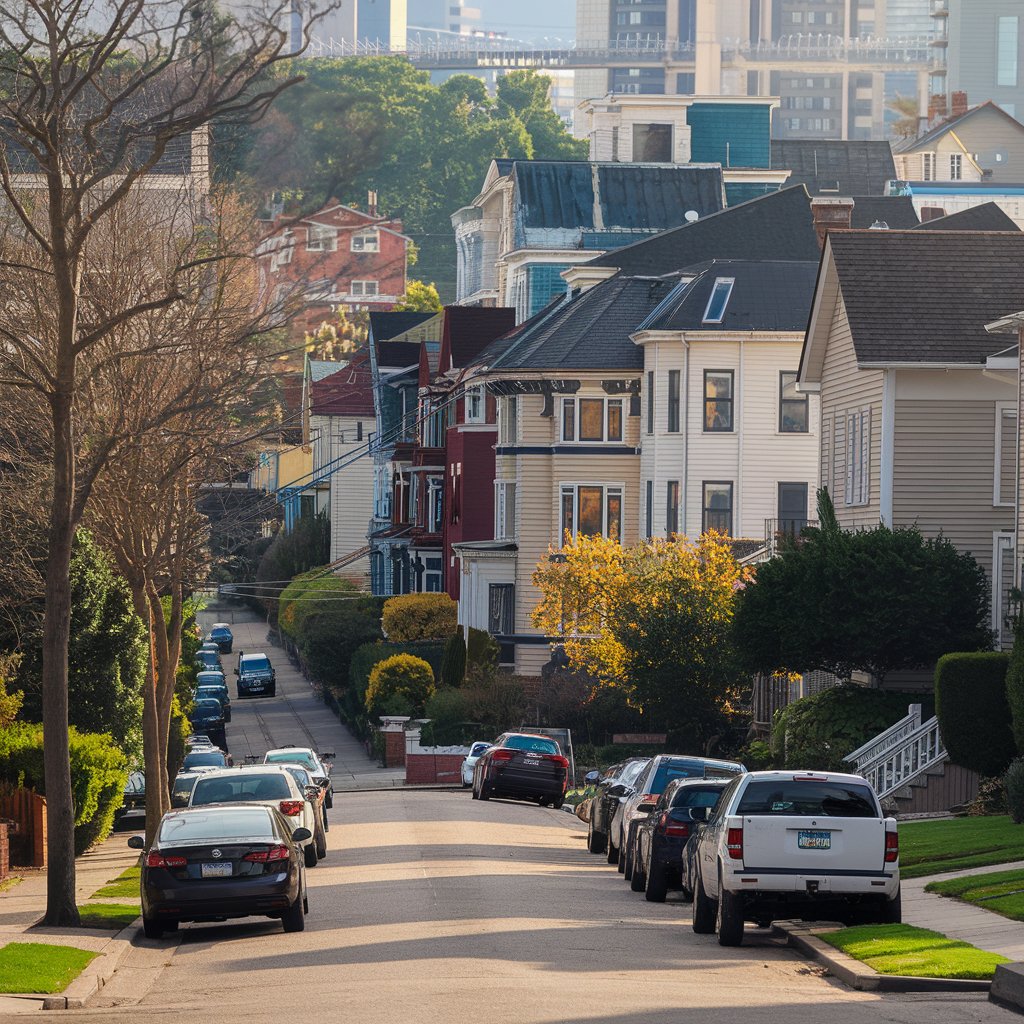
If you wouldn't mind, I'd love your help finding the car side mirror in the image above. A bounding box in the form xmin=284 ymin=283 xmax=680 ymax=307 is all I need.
xmin=304 ymin=786 xmax=321 ymax=800
xmin=321 ymin=751 xmax=335 ymax=760
xmin=127 ymin=835 xmax=145 ymax=850
xmin=291 ymin=827 xmax=312 ymax=843
xmin=607 ymin=784 xmax=626 ymax=797
xmin=688 ymin=806 xmax=710 ymax=823
xmin=637 ymin=801 xmax=657 ymax=814
xmin=584 ymin=771 xmax=600 ymax=784
xmin=233 ymin=668 xmax=239 ymax=675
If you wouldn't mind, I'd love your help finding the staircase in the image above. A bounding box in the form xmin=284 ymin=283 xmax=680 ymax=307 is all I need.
xmin=844 ymin=704 xmax=979 ymax=816
xmin=324 ymin=544 xmax=372 ymax=588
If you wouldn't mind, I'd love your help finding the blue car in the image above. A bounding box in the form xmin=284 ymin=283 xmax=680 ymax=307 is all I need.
xmin=208 ymin=623 xmax=233 ymax=654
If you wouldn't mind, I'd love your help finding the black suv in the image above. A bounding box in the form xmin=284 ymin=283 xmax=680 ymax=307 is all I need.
xmin=236 ymin=652 xmax=276 ymax=698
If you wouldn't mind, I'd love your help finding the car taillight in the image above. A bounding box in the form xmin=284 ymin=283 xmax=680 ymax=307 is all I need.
xmin=279 ymin=800 xmax=304 ymax=817
xmin=545 ymin=755 xmax=569 ymax=768
xmin=146 ymin=851 xmax=187 ymax=868
xmin=726 ymin=827 xmax=744 ymax=860
xmin=491 ymin=749 xmax=515 ymax=762
xmin=885 ymin=830 xmax=899 ymax=863
xmin=244 ymin=845 xmax=290 ymax=863
xmin=662 ymin=814 xmax=690 ymax=839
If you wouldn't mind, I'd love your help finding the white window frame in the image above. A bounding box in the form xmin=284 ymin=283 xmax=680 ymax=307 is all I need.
xmin=994 ymin=401 xmax=1018 ymax=507
xmin=465 ymin=384 xmax=485 ymax=424
xmin=559 ymin=396 xmax=625 ymax=444
xmin=844 ymin=408 xmax=871 ymax=507
xmin=351 ymin=280 xmax=379 ymax=297
xmin=306 ymin=223 xmax=338 ymax=252
xmin=427 ymin=477 xmax=443 ymax=533
xmin=271 ymin=232 xmax=294 ymax=269
xmin=921 ymin=152 xmax=936 ymax=181
xmin=702 ymin=277 xmax=735 ymax=324
xmin=351 ymin=230 xmax=380 ymax=253
xmin=498 ymin=396 xmax=518 ymax=445
xmin=949 ymin=152 xmax=963 ymax=181
xmin=559 ymin=482 xmax=624 ymax=544
xmin=495 ymin=481 xmax=517 ymax=540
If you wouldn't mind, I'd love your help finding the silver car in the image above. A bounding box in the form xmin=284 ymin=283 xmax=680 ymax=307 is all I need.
xmin=461 ymin=741 xmax=493 ymax=787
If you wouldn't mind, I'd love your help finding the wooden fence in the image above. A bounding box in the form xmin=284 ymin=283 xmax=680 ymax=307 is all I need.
xmin=0 ymin=786 xmax=46 ymax=867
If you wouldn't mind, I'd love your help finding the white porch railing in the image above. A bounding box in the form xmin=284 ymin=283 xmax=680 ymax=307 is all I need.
xmin=845 ymin=703 xmax=922 ymax=767
xmin=845 ymin=709 xmax=946 ymax=802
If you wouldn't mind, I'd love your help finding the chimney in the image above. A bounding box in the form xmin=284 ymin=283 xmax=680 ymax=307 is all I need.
xmin=951 ymin=91 xmax=969 ymax=117
xmin=928 ymin=92 xmax=948 ymax=125
xmin=810 ymin=197 xmax=855 ymax=250
xmin=367 ymin=189 xmax=378 ymax=218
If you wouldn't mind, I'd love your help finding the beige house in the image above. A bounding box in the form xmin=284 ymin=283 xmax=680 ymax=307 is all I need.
xmin=799 ymin=228 xmax=1024 ymax=649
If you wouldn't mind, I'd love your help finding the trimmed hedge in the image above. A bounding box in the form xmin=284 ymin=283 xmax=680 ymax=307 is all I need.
xmin=440 ymin=632 xmax=466 ymax=687
xmin=349 ymin=641 xmax=446 ymax=707
xmin=0 ymin=721 xmax=129 ymax=854
xmin=935 ymin=652 xmax=1014 ymax=777
xmin=1007 ymin=616 xmax=1024 ymax=754
xmin=365 ymin=654 xmax=436 ymax=717
xmin=382 ymin=593 xmax=457 ymax=642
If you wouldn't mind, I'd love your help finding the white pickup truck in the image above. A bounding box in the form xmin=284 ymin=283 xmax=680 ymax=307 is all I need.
xmin=690 ymin=770 xmax=900 ymax=946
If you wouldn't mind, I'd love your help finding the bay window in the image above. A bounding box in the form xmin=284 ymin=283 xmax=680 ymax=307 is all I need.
xmin=560 ymin=484 xmax=623 ymax=543
xmin=560 ymin=397 xmax=624 ymax=443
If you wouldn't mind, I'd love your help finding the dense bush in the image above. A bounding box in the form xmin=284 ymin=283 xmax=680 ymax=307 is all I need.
xmin=1006 ymin=614 xmax=1024 ymax=754
xmin=466 ymin=627 xmax=499 ymax=673
xmin=298 ymin=609 xmax=383 ymax=692
xmin=420 ymin=688 xmax=479 ymax=746
xmin=1006 ymin=758 xmax=1024 ymax=824
xmin=382 ymin=593 xmax=457 ymax=642
xmin=935 ymin=652 xmax=1014 ymax=776
xmin=252 ymin=513 xmax=330 ymax=623
xmin=771 ymin=685 xmax=932 ymax=771
xmin=349 ymin=641 xmax=446 ymax=705
xmin=461 ymin=667 xmax=526 ymax=735
xmin=440 ymin=632 xmax=467 ymax=687
xmin=0 ymin=721 xmax=129 ymax=854
xmin=365 ymin=654 xmax=436 ymax=717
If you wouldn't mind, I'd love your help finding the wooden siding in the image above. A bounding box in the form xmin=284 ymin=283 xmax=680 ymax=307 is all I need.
xmin=894 ymin=762 xmax=979 ymax=817
xmin=327 ymin=413 xmax=375 ymax=572
xmin=819 ymin=292 xmax=883 ymax=529
xmin=999 ymin=405 xmax=1017 ymax=506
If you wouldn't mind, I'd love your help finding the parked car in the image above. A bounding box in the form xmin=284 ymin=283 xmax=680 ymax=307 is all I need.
xmin=199 ymin=642 xmax=220 ymax=655
xmin=263 ymin=747 xmax=334 ymax=809
xmin=460 ymin=741 xmax=493 ymax=787
xmin=236 ymin=652 xmax=276 ymax=698
xmin=114 ymin=770 xmax=147 ymax=831
xmin=612 ymin=755 xmax=745 ymax=882
xmin=471 ymin=732 xmax=569 ymax=807
xmin=208 ymin=623 xmax=233 ymax=653
xmin=238 ymin=763 xmax=328 ymax=860
xmin=195 ymin=650 xmax=223 ymax=673
xmin=195 ymin=683 xmax=231 ymax=723
xmin=188 ymin=767 xmax=322 ymax=868
xmin=186 ymin=734 xmax=212 ymax=747
xmin=170 ymin=768 xmax=220 ymax=808
xmin=187 ymin=699 xmax=226 ymax=749
xmin=128 ymin=805 xmax=310 ymax=937
xmin=690 ymin=770 xmax=900 ymax=946
xmin=182 ymin=747 xmax=232 ymax=771
xmin=196 ymin=669 xmax=227 ymax=689
xmin=633 ymin=778 xmax=730 ymax=901
xmin=582 ymin=758 xmax=649 ymax=858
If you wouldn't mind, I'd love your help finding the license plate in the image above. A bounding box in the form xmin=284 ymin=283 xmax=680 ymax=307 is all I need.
xmin=798 ymin=830 xmax=831 ymax=850
xmin=201 ymin=862 xmax=233 ymax=878
xmin=249 ymin=684 xmax=263 ymax=690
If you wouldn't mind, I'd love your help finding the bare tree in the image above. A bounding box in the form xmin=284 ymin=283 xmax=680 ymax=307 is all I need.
xmin=0 ymin=0 xmax=332 ymax=924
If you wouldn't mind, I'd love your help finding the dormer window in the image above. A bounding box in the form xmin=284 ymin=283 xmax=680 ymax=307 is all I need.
xmin=352 ymin=230 xmax=380 ymax=253
xmin=702 ymin=278 xmax=735 ymax=324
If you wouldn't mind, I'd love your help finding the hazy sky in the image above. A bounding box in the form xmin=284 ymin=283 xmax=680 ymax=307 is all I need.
xmin=475 ymin=0 xmax=575 ymax=42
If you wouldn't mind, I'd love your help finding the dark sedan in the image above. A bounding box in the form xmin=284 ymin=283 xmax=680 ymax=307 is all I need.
xmin=583 ymin=757 xmax=650 ymax=857
xmin=633 ymin=778 xmax=730 ymax=901
xmin=209 ymin=623 xmax=233 ymax=653
xmin=195 ymin=650 xmax=223 ymax=672
xmin=187 ymin=700 xmax=226 ymax=749
xmin=129 ymin=806 xmax=310 ymax=937
xmin=471 ymin=732 xmax=569 ymax=808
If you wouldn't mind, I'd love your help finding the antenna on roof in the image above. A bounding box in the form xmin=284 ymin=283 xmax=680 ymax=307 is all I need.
xmin=684 ymin=210 xmax=700 ymax=224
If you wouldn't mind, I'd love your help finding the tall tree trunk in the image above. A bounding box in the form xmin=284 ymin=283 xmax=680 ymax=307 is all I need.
xmin=40 ymin=391 xmax=79 ymax=926
xmin=134 ymin=584 xmax=164 ymax=847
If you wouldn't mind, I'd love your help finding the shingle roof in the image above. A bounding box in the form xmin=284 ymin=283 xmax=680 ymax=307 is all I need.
xmin=892 ymin=100 xmax=1024 ymax=154
xmin=829 ymin=230 xmax=1024 ymax=364
xmin=376 ymin=340 xmax=421 ymax=368
xmin=915 ymin=203 xmax=1020 ymax=232
xmin=310 ymin=350 xmax=376 ymax=416
xmin=639 ymin=260 xmax=820 ymax=333
xmin=850 ymin=196 xmax=919 ymax=229
xmin=585 ymin=185 xmax=821 ymax=275
xmin=771 ymin=140 xmax=896 ymax=196
xmin=368 ymin=311 xmax=434 ymax=343
xmin=442 ymin=307 xmax=517 ymax=371
xmin=307 ymin=359 xmax=346 ymax=382
xmin=483 ymin=274 xmax=679 ymax=372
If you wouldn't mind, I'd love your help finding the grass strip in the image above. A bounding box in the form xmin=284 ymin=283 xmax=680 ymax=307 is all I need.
xmin=76 ymin=902 xmax=141 ymax=930
xmin=818 ymin=923 xmax=1009 ymax=980
xmin=899 ymin=816 xmax=1024 ymax=879
xmin=0 ymin=942 xmax=98 ymax=994
xmin=926 ymin=868 xmax=1024 ymax=922
xmin=90 ymin=866 xmax=140 ymax=899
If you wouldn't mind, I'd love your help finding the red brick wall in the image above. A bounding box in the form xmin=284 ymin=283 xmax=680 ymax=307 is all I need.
xmin=384 ymin=730 xmax=406 ymax=768
xmin=405 ymin=753 xmax=465 ymax=785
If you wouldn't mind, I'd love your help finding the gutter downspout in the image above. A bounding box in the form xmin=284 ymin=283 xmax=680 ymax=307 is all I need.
xmin=880 ymin=369 xmax=895 ymax=526
xmin=682 ymin=336 xmax=690 ymax=536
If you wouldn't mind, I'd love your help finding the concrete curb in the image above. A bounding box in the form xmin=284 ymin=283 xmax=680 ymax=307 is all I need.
xmin=773 ymin=921 xmax=992 ymax=993
xmin=40 ymin=918 xmax=141 ymax=1010
xmin=991 ymin=963 xmax=1024 ymax=1015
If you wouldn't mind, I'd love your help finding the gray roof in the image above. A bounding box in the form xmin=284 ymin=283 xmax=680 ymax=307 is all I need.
xmin=829 ymin=230 xmax=1024 ymax=364
xmin=585 ymin=185 xmax=821 ymax=275
xmin=510 ymin=161 xmax=725 ymax=250
xmin=482 ymin=273 xmax=679 ymax=372
xmin=639 ymin=261 xmax=820 ymax=333
xmin=850 ymin=196 xmax=919 ymax=229
xmin=772 ymin=140 xmax=896 ymax=196
xmin=914 ymin=203 xmax=1020 ymax=232
xmin=307 ymin=359 xmax=347 ymax=382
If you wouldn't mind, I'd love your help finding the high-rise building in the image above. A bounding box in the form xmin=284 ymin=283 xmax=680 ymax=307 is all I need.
xmin=304 ymin=0 xmax=407 ymax=47
xmin=408 ymin=0 xmax=482 ymax=38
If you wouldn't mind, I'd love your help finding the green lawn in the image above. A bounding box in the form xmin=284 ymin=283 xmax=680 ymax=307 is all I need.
xmin=76 ymin=902 xmax=141 ymax=930
xmin=900 ymin=816 xmax=1024 ymax=879
xmin=818 ymin=924 xmax=1009 ymax=980
xmin=0 ymin=942 xmax=98 ymax=994
xmin=926 ymin=868 xmax=1024 ymax=921
xmin=91 ymin=865 xmax=140 ymax=899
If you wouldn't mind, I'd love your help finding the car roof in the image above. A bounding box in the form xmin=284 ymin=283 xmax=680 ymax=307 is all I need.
xmin=240 ymin=652 xmax=270 ymax=660
xmin=265 ymin=746 xmax=315 ymax=756
xmin=648 ymin=754 xmax=745 ymax=770
xmin=196 ymin=765 xmax=291 ymax=777
xmin=499 ymin=732 xmax=558 ymax=743
xmin=211 ymin=623 xmax=231 ymax=630
xmin=743 ymin=770 xmax=871 ymax=785
xmin=161 ymin=805 xmax=276 ymax=825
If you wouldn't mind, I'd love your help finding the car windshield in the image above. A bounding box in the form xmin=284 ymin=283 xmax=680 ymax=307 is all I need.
xmin=191 ymin=773 xmax=292 ymax=805
xmin=170 ymin=776 xmax=200 ymax=807
xmin=195 ymin=688 xmax=224 ymax=699
xmin=650 ymin=759 xmax=740 ymax=793
xmin=669 ymin=786 xmax=725 ymax=809
xmin=737 ymin=780 xmax=879 ymax=818
xmin=279 ymin=766 xmax=311 ymax=787
xmin=266 ymin=751 xmax=316 ymax=771
xmin=212 ymin=625 xmax=231 ymax=634
xmin=159 ymin=809 xmax=275 ymax=843
xmin=470 ymin=743 xmax=491 ymax=757
xmin=193 ymin=699 xmax=221 ymax=712
xmin=243 ymin=657 xmax=271 ymax=672
xmin=183 ymin=751 xmax=226 ymax=768
xmin=503 ymin=736 xmax=559 ymax=754
xmin=197 ymin=672 xmax=225 ymax=684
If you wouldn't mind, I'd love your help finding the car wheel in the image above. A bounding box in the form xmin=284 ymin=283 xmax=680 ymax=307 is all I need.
xmin=142 ymin=915 xmax=164 ymax=940
xmin=552 ymin=796 xmax=564 ymax=810
xmin=303 ymin=896 xmax=309 ymax=915
xmin=716 ymin=884 xmax=745 ymax=947
xmin=692 ymin=872 xmax=716 ymax=935
xmin=882 ymin=887 xmax=902 ymax=924
xmin=622 ymin=838 xmax=634 ymax=881
xmin=587 ymin=816 xmax=607 ymax=855
xmin=538 ymin=797 xmax=550 ymax=807
xmin=282 ymin=894 xmax=305 ymax=933
xmin=322 ymin=807 xmax=329 ymax=832
xmin=478 ymin=780 xmax=490 ymax=801
xmin=471 ymin=776 xmax=479 ymax=800
xmin=315 ymin=828 xmax=327 ymax=860
xmin=630 ymin=848 xmax=646 ymax=892
xmin=606 ymin=829 xmax=619 ymax=865
xmin=645 ymin=863 xmax=668 ymax=903
xmin=325 ymin=791 xmax=333 ymax=810
xmin=303 ymin=842 xmax=318 ymax=868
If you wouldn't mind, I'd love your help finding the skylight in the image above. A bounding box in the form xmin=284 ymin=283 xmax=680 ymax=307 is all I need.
xmin=702 ymin=278 xmax=735 ymax=324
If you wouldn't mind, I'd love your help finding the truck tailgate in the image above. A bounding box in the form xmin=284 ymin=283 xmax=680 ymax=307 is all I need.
xmin=738 ymin=814 xmax=887 ymax=874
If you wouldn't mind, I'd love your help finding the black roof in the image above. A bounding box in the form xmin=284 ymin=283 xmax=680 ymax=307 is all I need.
xmin=639 ymin=261 xmax=820 ymax=333
xmin=772 ymin=140 xmax=896 ymax=196
xmin=368 ymin=311 xmax=434 ymax=343
xmin=914 ymin=203 xmax=1020 ymax=232
xmin=482 ymin=274 xmax=679 ymax=372
xmin=829 ymin=230 xmax=1024 ymax=364
xmin=585 ymin=185 xmax=821 ymax=275
xmin=850 ymin=196 xmax=919 ymax=229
